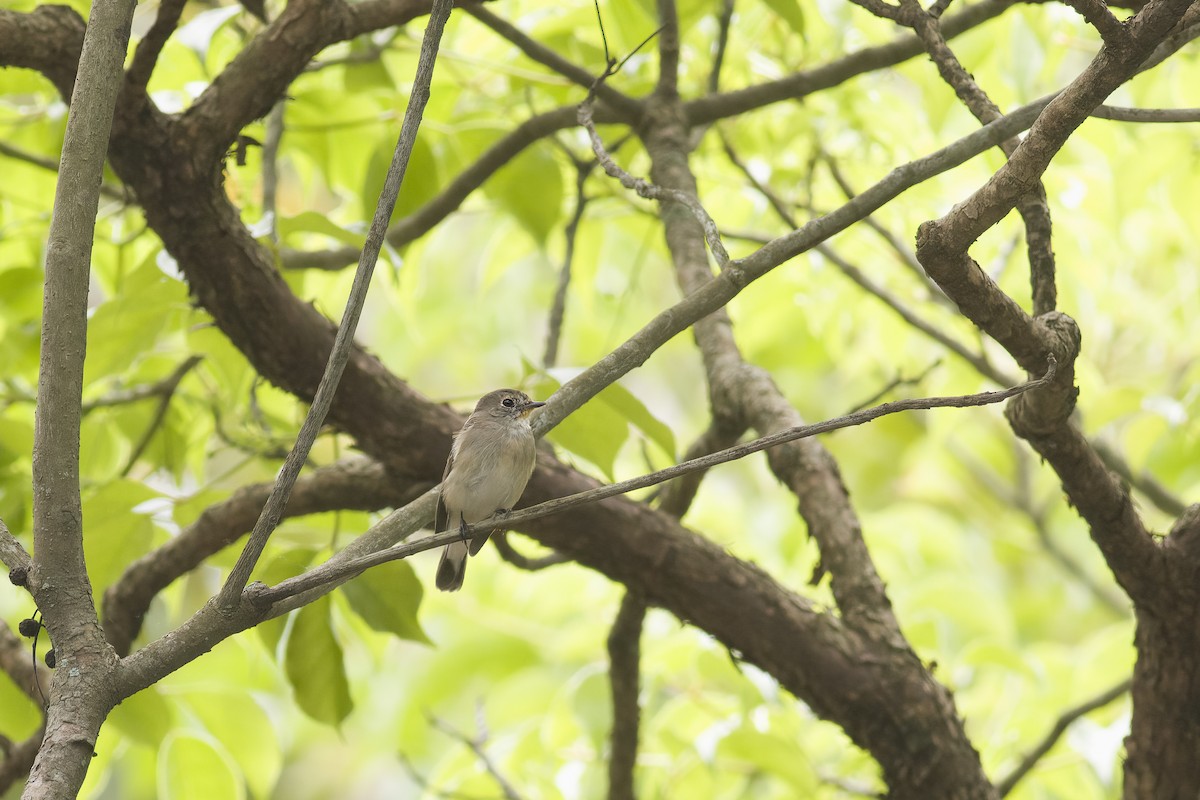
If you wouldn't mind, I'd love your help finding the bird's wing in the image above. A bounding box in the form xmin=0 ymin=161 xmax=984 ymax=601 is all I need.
xmin=434 ymin=441 xmax=455 ymax=534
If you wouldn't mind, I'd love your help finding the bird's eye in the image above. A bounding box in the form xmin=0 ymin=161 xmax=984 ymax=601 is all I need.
xmin=502 ymin=397 xmax=516 ymax=408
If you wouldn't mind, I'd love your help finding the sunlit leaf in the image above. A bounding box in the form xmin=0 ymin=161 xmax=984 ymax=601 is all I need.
xmin=284 ymin=595 xmax=353 ymax=727
xmin=158 ymin=732 xmax=244 ymax=800
xmin=483 ymin=144 xmax=564 ymax=245
xmin=341 ymin=559 xmax=431 ymax=644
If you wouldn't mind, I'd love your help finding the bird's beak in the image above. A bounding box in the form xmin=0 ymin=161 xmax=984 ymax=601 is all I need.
xmin=520 ymin=400 xmax=546 ymax=417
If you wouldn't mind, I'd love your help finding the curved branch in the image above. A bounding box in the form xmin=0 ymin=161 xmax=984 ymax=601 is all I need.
xmin=0 ymin=728 xmax=43 ymax=797
xmin=181 ymin=0 xmax=432 ymax=163
xmin=125 ymin=0 xmax=187 ymax=90
xmin=0 ymin=5 xmax=86 ymax=98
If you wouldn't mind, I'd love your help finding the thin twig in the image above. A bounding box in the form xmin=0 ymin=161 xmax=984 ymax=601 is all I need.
xmin=491 ymin=533 xmax=570 ymax=572
xmin=578 ymin=101 xmax=730 ymax=267
xmin=83 ymin=355 xmax=203 ymax=412
xmin=543 ymin=158 xmax=595 ymax=368
xmin=1091 ymin=105 xmax=1200 ymax=122
xmin=820 ymin=153 xmax=944 ymax=296
xmin=217 ymin=0 xmax=456 ymax=609
xmin=995 ymin=678 xmax=1131 ymax=797
xmin=114 ymin=357 xmax=205 ymax=477
xmin=0 ymin=142 xmax=129 ymax=202
xmin=708 ymin=0 xmax=736 ymax=94
xmin=845 ymin=361 xmax=942 ymax=414
xmin=429 ymin=714 xmax=524 ymax=800
xmin=254 ymin=360 xmax=1056 ymax=605
xmin=464 ymin=4 xmax=641 ymax=121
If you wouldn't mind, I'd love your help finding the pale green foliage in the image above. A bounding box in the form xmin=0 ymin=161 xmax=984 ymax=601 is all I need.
xmin=1 ymin=0 xmax=1198 ymax=797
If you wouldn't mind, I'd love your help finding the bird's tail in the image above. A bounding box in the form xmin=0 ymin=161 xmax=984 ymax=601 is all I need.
xmin=435 ymin=540 xmax=468 ymax=592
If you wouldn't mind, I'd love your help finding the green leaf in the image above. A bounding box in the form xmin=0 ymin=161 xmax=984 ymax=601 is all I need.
xmin=285 ymin=595 xmax=353 ymax=726
xmin=0 ymin=266 xmax=44 ymax=319
xmin=762 ymin=0 xmax=806 ymax=36
xmin=83 ymin=268 xmax=189 ymax=386
xmin=158 ymin=732 xmax=244 ymax=800
xmin=82 ymin=480 xmax=158 ymax=599
xmin=188 ymin=691 xmax=281 ymax=800
xmin=597 ymin=382 xmax=676 ymax=458
xmin=0 ymin=670 xmax=41 ymax=742
xmin=277 ymin=211 xmax=366 ymax=248
xmin=110 ymin=686 xmax=175 ymax=748
xmin=718 ymin=728 xmax=817 ymax=790
xmin=483 ymin=144 xmax=563 ymax=245
xmin=341 ymin=559 xmax=430 ymax=644
xmin=528 ymin=374 xmax=627 ymax=479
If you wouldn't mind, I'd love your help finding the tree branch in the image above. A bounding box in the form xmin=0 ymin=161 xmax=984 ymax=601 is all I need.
xmin=0 ymin=518 xmax=32 ymax=579
xmin=578 ymin=99 xmax=730 ymax=268
xmin=217 ymin=0 xmax=455 ymax=609
xmin=0 ymin=728 xmax=43 ymax=797
xmin=125 ymin=0 xmax=187 ymax=90
xmin=1092 ymin=104 xmax=1200 ymax=121
xmin=1062 ymin=0 xmax=1128 ymax=41
xmin=429 ymin=714 xmax=525 ymax=800
xmin=24 ymin=0 xmax=138 ymax=793
xmin=82 ymin=355 xmax=202 ymax=412
xmin=491 ymin=533 xmax=570 ymax=572
xmin=606 ymin=592 xmax=645 ymax=800
xmin=543 ymin=155 xmax=595 ymax=368
xmin=180 ymin=0 xmax=431 ymax=163
xmin=995 ymin=678 xmax=1131 ymax=796
xmin=916 ymin=0 xmax=1195 ymax=604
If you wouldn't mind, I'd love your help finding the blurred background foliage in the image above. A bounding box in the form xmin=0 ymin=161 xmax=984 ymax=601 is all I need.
xmin=1 ymin=0 xmax=1197 ymax=797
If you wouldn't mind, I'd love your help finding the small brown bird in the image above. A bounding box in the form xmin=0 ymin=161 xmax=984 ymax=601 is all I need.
xmin=435 ymin=389 xmax=545 ymax=591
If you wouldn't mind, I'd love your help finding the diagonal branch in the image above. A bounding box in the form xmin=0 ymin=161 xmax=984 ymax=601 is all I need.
xmin=83 ymin=355 xmax=203 ymax=412
xmin=0 ymin=518 xmax=32 ymax=579
xmin=995 ymin=678 xmax=1131 ymax=796
xmin=125 ymin=0 xmax=187 ymax=90
xmin=217 ymin=0 xmax=455 ymax=609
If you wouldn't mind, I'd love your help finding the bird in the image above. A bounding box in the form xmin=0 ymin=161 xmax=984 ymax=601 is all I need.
xmin=435 ymin=389 xmax=545 ymax=591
